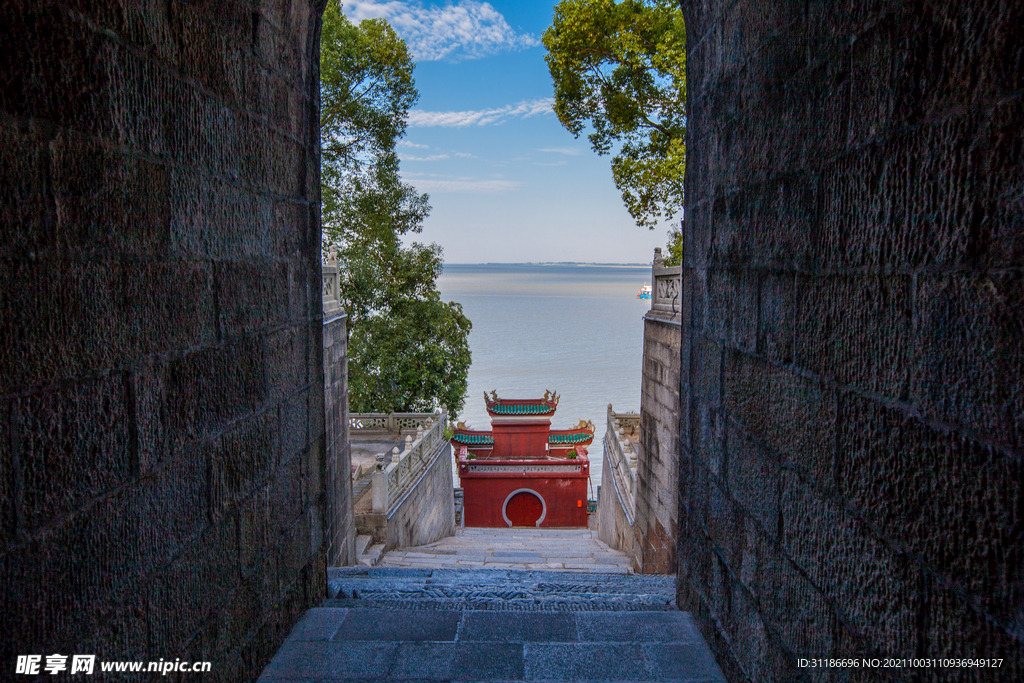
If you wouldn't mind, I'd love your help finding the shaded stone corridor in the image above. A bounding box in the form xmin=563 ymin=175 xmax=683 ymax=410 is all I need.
xmin=2 ymin=0 xmax=1021 ymax=680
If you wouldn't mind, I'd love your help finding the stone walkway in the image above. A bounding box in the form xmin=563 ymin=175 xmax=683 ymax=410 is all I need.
xmin=259 ymin=567 xmax=727 ymax=682
xmin=378 ymin=527 xmax=634 ymax=573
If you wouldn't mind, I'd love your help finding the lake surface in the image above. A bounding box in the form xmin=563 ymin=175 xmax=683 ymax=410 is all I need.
xmin=436 ymin=263 xmax=654 ymax=491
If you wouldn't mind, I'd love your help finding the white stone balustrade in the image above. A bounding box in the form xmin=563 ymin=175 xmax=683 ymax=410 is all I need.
xmin=356 ymin=411 xmax=447 ymax=516
xmin=650 ymin=248 xmax=682 ymax=318
xmin=349 ymin=413 xmax=439 ymax=434
xmin=605 ymin=405 xmax=640 ymax=523
xmin=322 ymin=250 xmax=342 ymax=318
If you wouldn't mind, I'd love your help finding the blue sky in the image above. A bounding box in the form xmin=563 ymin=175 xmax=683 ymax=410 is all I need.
xmin=342 ymin=0 xmax=673 ymax=264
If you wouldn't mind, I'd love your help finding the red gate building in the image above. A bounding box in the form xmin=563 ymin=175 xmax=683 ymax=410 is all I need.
xmin=452 ymin=391 xmax=594 ymax=528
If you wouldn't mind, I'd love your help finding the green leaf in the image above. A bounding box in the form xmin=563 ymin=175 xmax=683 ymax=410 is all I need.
xmin=544 ymin=0 xmax=686 ymax=230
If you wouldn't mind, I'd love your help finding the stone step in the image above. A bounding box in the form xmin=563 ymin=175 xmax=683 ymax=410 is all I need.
xmin=355 ymin=534 xmax=372 ymax=557
xmin=327 ymin=567 xmax=676 ymax=611
xmin=356 ymin=543 xmax=385 ymax=567
xmin=258 ymin=604 xmax=726 ymax=682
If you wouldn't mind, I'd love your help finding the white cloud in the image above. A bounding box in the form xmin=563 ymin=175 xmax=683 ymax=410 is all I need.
xmin=402 ymin=153 xmax=450 ymax=161
xmin=453 ymin=152 xmax=477 ymax=158
xmin=410 ymin=178 xmax=522 ymax=193
xmin=397 ymin=140 xmax=430 ymax=149
xmin=408 ymin=98 xmax=553 ymax=127
xmin=344 ymin=0 xmax=540 ymax=62
xmin=538 ymin=147 xmax=582 ymax=156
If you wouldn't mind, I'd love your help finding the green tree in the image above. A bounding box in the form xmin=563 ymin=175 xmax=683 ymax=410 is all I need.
xmin=664 ymin=224 xmax=682 ymax=266
xmin=543 ymin=0 xmax=686 ymax=231
xmin=321 ymin=1 xmax=471 ymax=416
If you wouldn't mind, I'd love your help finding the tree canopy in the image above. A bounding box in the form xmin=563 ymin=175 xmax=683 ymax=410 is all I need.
xmin=321 ymin=1 xmax=471 ymax=416
xmin=543 ymin=0 xmax=686 ymax=231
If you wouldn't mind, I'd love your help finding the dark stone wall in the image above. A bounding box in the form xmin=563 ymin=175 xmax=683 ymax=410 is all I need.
xmin=638 ymin=313 xmax=681 ymax=574
xmin=0 ymin=1 xmax=328 ymax=680
xmin=678 ymin=1 xmax=1024 ymax=681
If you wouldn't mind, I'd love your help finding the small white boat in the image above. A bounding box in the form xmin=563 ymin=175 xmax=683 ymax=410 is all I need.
xmin=637 ymin=283 xmax=652 ymax=299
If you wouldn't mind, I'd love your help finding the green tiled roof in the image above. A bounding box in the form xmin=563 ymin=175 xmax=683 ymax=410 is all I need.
xmin=452 ymin=433 xmax=494 ymax=445
xmin=549 ymin=432 xmax=593 ymax=445
xmin=487 ymin=403 xmax=555 ymax=415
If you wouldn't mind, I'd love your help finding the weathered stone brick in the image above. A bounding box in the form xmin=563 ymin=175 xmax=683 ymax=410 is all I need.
xmin=1 ymin=0 xmax=325 ymax=678
xmin=150 ymin=520 xmax=240 ymax=654
xmin=0 ymin=403 xmax=11 ymax=545
xmin=164 ymin=338 xmax=266 ymax=448
xmin=211 ymin=410 xmax=279 ymax=516
xmin=278 ymin=510 xmax=312 ymax=596
xmin=158 ymin=441 xmax=210 ymax=553
xmin=15 ymin=375 xmax=134 ymax=532
xmin=0 ymin=258 xmax=216 ymax=394
xmin=758 ymin=272 xmax=796 ymax=363
xmin=838 ymin=394 xmax=1024 ymax=625
xmin=216 ymin=260 xmax=289 ymax=338
xmin=724 ymin=350 xmax=838 ymax=489
xmin=279 ymin=389 xmax=309 ymax=464
xmin=682 ymin=0 xmax=1024 ymax=677
xmin=781 ymin=471 xmax=920 ymax=659
xmin=741 ymin=522 xmax=838 ymax=660
xmin=169 ymin=169 xmax=275 ymax=259
xmin=238 ymin=485 xmax=273 ymax=585
xmin=0 ymin=6 xmax=112 ymax=135
xmin=130 ymin=357 xmax=166 ymax=474
xmin=690 ymin=333 xmax=722 ymax=405
xmin=794 ymin=274 xmax=913 ymax=399
xmin=265 ymin=324 xmax=308 ymax=403
xmin=0 ymin=118 xmax=54 ymax=261
xmin=708 ymin=267 xmax=758 ymax=352
xmin=726 ymin=422 xmax=781 ymax=540
xmin=50 ymin=129 xmax=171 ymax=254
xmin=913 ymin=271 xmax=1024 ymax=451
xmin=269 ymin=452 xmax=305 ymax=541
xmin=921 ymin=575 xmax=1024 ymax=682
xmin=706 ymin=475 xmax=744 ymax=570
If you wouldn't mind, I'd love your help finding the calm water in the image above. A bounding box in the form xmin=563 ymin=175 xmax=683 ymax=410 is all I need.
xmin=436 ymin=263 xmax=653 ymax=491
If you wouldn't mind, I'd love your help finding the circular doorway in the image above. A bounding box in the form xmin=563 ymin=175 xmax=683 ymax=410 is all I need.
xmin=502 ymin=489 xmax=546 ymax=527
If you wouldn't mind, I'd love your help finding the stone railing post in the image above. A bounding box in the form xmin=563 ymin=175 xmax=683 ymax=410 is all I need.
xmin=322 ymin=251 xmax=341 ymax=318
xmin=372 ymin=452 xmax=388 ymax=513
xmin=650 ymin=248 xmax=682 ymax=318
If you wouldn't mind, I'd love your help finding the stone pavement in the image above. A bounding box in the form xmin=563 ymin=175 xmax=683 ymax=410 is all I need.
xmin=258 ymin=567 xmax=727 ymax=682
xmin=378 ymin=527 xmax=635 ymax=573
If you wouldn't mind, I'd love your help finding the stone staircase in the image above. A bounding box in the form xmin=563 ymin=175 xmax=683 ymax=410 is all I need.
xmin=355 ymin=533 xmax=385 ymax=567
xmin=258 ymin=567 xmax=726 ymax=682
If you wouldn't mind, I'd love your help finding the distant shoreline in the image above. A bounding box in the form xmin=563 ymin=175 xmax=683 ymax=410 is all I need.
xmin=445 ymin=262 xmax=650 ymax=267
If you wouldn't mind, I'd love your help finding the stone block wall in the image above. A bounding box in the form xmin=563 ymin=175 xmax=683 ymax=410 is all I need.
xmin=638 ymin=312 xmax=681 ymax=574
xmin=679 ymin=1 xmax=1024 ymax=681
xmin=386 ymin=443 xmax=456 ymax=550
xmin=0 ymin=1 xmax=329 ymax=681
xmin=323 ymin=312 xmax=353 ymax=567
xmin=597 ymin=476 xmax=635 ymax=562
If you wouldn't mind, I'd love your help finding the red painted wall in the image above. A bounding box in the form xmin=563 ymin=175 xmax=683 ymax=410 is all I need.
xmin=491 ymin=421 xmax=550 ymax=458
xmin=459 ymin=456 xmax=589 ymax=528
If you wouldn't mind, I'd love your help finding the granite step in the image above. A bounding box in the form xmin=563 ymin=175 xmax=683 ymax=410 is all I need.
xmin=258 ymin=568 xmax=727 ymax=682
xmin=327 ymin=566 xmax=677 ymax=611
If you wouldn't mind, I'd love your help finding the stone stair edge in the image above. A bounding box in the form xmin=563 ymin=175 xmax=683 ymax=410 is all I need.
xmin=328 ymin=566 xmax=675 ymax=582
xmin=321 ymin=598 xmax=680 ymax=612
